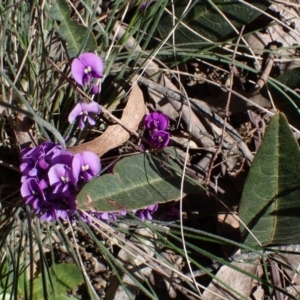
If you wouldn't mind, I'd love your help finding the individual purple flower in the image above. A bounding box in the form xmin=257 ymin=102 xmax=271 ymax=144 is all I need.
xmin=72 ymin=151 xmax=101 ymax=182
xmin=21 ymin=178 xmax=46 ymax=209
xmin=20 ymin=142 xmax=63 ymax=181
xmin=134 ymin=203 xmax=158 ymax=221
xmin=150 ymin=130 xmax=170 ymax=148
xmin=68 ymin=101 xmax=100 ymax=130
xmin=71 ymin=53 xmax=104 ymax=86
xmin=48 ymin=164 xmax=77 ymax=197
xmin=144 ymin=112 xmax=169 ymax=132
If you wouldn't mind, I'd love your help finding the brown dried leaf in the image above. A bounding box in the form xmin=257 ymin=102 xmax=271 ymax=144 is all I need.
xmin=203 ymin=260 xmax=260 ymax=299
xmin=69 ymin=79 xmax=145 ymax=156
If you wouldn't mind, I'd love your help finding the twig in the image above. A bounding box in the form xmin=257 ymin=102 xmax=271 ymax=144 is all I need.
xmin=206 ymin=26 xmax=246 ymax=186
xmin=256 ymin=44 xmax=276 ymax=89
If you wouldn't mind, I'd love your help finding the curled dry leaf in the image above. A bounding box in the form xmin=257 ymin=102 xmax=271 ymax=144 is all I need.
xmin=69 ymin=78 xmax=145 ymax=156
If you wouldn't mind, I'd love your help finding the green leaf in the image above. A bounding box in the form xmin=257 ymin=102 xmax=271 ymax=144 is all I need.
xmin=77 ymin=148 xmax=204 ymax=212
xmin=239 ymin=113 xmax=300 ymax=247
xmin=32 ymin=263 xmax=83 ymax=299
xmin=269 ymin=67 xmax=300 ymax=130
xmin=157 ymin=0 xmax=270 ymax=45
xmin=49 ymin=0 xmax=96 ymax=57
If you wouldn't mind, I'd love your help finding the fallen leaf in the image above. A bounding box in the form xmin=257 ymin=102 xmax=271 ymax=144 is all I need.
xmin=69 ymin=77 xmax=145 ymax=156
xmin=202 ymin=260 xmax=260 ymax=299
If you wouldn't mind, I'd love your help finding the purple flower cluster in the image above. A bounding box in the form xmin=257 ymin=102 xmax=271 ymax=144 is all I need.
xmin=20 ymin=142 xmax=101 ymax=221
xmin=19 ymin=52 xmax=163 ymax=224
xmin=144 ymin=112 xmax=170 ymax=148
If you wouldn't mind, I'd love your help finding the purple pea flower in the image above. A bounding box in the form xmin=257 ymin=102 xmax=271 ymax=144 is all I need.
xmin=144 ymin=112 xmax=169 ymax=132
xmin=20 ymin=142 xmax=64 ymax=181
xmin=72 ymin=151 xmax=101 ymax=182
xmin=134 ymin=203 xmax=158 ymax=221
xmin=21 ymin=178 xmax=46 ymax=209
xmin=48 ymin=164 xmax=77 ymax=197
xmin=150 ymin=130 xmax=170 ymax=148
xmin=80 ymin=210 xmax=127 ymax=224
xmin=71 ymin=53 xmax=104 ymax=86
xmin=68 ymin=101 xmax=100 ymax=130
xmin=38 ymin=197 xmax=76 ymax=222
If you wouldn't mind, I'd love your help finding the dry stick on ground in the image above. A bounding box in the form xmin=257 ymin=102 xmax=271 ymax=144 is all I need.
xmin=137 ymin=77 xmax=254 ymax=163
xmin=205 ymin=26 xmax=246 ymax=187
xmin=256 ymin=44 xmax=276 ymax=89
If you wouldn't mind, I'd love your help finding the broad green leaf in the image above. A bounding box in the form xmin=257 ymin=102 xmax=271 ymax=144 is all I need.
xmin=32 ymin=263 xmax=83 ymax=299
xmin=269 ymin=68 xmax=300 ymax=130
xmin=77 ymin=148 xmax=204 ymax=212
xmin=49 ymin=0 xmax=96 ymax=57
xmin=239 ymin=113 xmax=300 ymax=247
xmin=157 ymin=0 xmax=270 ymax=45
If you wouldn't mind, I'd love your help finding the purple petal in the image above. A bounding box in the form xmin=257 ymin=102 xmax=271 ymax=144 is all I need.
xmin=141 ymin=1 xmax=157 ymax=10
xmin=48 ymin=164 xmax=65 ymax=185
xmin=40 ymin=208 xmax=56 ymax=222
xmin=92 ymin=85 xmax=99 ymax=94
xmin=68 ymin=103 xmax=82 ymax=124
xmin=147 ymin=203 xmax=158 ymax=212
xmin=38 ymin=157 xmax=49 ymax=170
xmin=72 ymin=151 xmax=101 ymax=182
xmin=86 ymin=115 xmax=96 ymax=126
xmin=135 ymin=203 xmax=158 ymax=221
xmin=78 ymin=117 xmax=85 ymax=130
xmin=48 ymin=164 xmax=77 ymax=186
xmin=144 ymin=112 xmax=169 ymax=131
xmin=150 ymin=130 xmax=170 ymax=148
xmin=83 ymin=73 xmax=93 ymax=85
xmin=78 ymin=53 xmax=104 ymax=78
xmin=80 ymin=102 xmax=100 ymax=114
xmin=71 ymin=58 xmax=85 ymax=86
xmin=51 ymin=150 xmax=74 ymax=167
xmin=138 ymin=211 xmax=145 ymax=221
xmin=21 ymin=178 xmax=45 ymax=205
